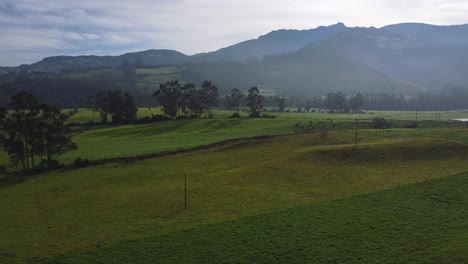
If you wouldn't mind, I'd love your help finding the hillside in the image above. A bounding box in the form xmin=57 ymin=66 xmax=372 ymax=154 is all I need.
xmin=19 ymin=50 xmax=189 ymax=73
xmin=1 ymin=131 xmax=467 ymax=263
xmin=313 ymin=26 xmax=468 ymax=89
xmin=192 ymin=22 xmax=349 ymax=62
xmin=45 ymin=172 xmax=468 ymax=263
xmin=182 ymin=44 xmax=424 ymax=95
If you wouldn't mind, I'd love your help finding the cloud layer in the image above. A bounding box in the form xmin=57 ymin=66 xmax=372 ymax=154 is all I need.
xmin=1 ymin=0 xmax=468 ymax=66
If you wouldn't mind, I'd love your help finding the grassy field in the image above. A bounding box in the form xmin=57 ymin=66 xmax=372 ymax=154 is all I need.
xmin=1 ymin=132 xmax=468 ymax=263
xmin=1 ymin=109 xmax=466 ymax=167
xmin=66 ymin=108 xmax=468 ymax=124
xmin=45 ymin=172 xmax=468 ymax=263
xmin=60 ymin=118 xmax=298 ymax=163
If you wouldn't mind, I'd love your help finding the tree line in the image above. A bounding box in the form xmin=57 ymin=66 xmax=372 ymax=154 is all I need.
xmin=2 ymin=72 xmax=468 ymax=112
xmin=153 ymin=81 xmax=269 ymax=119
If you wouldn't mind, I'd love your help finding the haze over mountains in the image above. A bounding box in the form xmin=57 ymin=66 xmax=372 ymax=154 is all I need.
xmin=4 ymin=22 xmax=468 ymax=96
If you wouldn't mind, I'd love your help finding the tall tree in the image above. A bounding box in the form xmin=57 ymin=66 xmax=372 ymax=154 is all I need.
xmin=200 ymin=81 xmax=219 ymax=117
xmin=227 ymin=88 xmax=245 ymax=114
xmin=350 ymin=92 xmax=365 ymax=112
xmin=274 ymin=96 xmax=286 ymax=112
xmin=37 ymin=104 xmax=77 ymax=164
xmin=154 ymin=80 xmax=182 ymax=119
xmin=246 ymin=86 xmax=264 ymax=117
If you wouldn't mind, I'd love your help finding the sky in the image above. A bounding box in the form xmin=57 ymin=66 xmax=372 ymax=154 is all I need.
xmin=1 ymin=0 xmax=468 ymax=66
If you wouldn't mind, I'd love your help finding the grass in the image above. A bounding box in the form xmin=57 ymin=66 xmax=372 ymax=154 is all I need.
xmin=60 ymin=118 xmax=298 ymax=163
xmin=66 ymin=108 xmax=468 ymax=124
xmin=1 ymin=132 xmax=468 ymax=263
xmin=45 ymin=172 xmax=468 ymax=263
xmin=3 ymin=108 xmax=468 ymax=168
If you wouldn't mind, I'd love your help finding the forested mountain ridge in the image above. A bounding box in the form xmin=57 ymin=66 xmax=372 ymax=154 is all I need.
xmin=2 ymin=22 xmax=468 ymax=99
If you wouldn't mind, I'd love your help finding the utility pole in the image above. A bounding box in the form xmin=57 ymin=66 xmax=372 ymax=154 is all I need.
xmin=355 ymin=118 xmax=358 ymax=146
xmin=184 ymin=172 xmax=187 ymax=209
xmin=415 ymin=108 xmax=418 ymax=128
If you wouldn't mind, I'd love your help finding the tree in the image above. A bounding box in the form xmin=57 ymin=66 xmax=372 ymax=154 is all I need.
xmin=325 ymin=92 xmax=348 ymax=112
xmin=94 ymin=90 xmax=138 ymax=124
xmin=200 ymin=81 xmax=219 ymax=117
xmin=246 ymin=86 xmax=264 ymax=117
xmin=274 ymin=97 xmax=286 ymax=112
xmin=154 ymin=80 xmax=182 ymax=119
xmin=0 ymin=92 xmax=77 ymax=174
xmin=37 ymin=104 xmax=77 ymax=164
xmin=304 ymin=99 xmax=312 ymax=112
xmin=227 ymin=88 xmax=244 ymax=114
xmin=350 ymin=92 xmax=365 ymax=112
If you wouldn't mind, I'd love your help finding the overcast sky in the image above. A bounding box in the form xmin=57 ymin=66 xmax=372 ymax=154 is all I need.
xmin=1 ymin=0 xmax=468 ymax=66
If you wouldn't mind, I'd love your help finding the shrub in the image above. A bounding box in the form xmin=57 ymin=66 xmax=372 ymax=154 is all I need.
xmin=372 ymin=117 xmax=389 ymax=129
xmin=403 ymin=122 xmax=417 ymax=129
xmin=151 ymin=115 xmax=169 ymax=122
xmin=248 ymin=112 xmax=262 ymax=118
xmin=229 ymin=113 xmax=241 ymax=119
xmin=38 ymin=159 xmax=63 ymax=170
xmin=261 ymin=114 xmax=276 ymax=118
xmin=73 ymin=158 xmax=90 ymax=168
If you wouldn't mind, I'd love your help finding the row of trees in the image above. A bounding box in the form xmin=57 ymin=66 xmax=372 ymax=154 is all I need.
xmin=153 ymin=80 xmax=220 ymax=119
xmin=0 ymin=92 xmax=76 ymax=174
xmin=154 ymin=82 xmax=267 ymax=119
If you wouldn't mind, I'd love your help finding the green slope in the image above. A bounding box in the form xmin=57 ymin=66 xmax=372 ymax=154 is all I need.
xmin=46 ymin=172 xmax=468 ymax=263
xmin=1 ymin=133 xmax=468 ymax=263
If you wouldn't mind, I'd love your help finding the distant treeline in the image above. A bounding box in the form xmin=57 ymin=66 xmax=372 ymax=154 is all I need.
xmin=0 ymin=75 xmax=155 ymax=108
xmin=1 ymin=74 xmax=468 ymax=111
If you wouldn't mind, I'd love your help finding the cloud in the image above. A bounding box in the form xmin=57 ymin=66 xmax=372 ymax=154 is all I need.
xmin=1 ymin=0 xmax=468 ymax=66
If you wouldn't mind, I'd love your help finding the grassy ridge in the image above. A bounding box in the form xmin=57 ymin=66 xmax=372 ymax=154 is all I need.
xmin=1 ymin=133 xmax=468 ymax=263
xmin=46 ymin=172 xmax=468 ymax=263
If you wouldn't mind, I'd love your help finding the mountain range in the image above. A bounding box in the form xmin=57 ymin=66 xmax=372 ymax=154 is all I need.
xmin=5 ymin=22 xmax=468 ymax=95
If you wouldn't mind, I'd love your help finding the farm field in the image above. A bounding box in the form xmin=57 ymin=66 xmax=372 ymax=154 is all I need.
xmin=1 ymin=132 xmax=468 ymax=263
xmin=46 ymin=172 xmax=468 ymax=264
xmin=61 ymin=118 xmax=468 ymax=164
xmin=65 ymin=108 xmax=468 ymax=124
xmin=1 ymin=110 xmax=468 ymax=167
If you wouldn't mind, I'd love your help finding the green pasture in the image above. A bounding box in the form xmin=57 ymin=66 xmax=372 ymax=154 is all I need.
xmin=1 ymin=132 xmax=468 ymax=263
xmin=47 ymin=172 xmax=468 ymax=263
xmin=60 ymin=118 xmax=297 ymax=163
xmin=66 ymin=108 xmax=468 ymax=124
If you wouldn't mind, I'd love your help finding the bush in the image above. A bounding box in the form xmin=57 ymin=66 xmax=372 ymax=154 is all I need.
xmin=38 ymin=159 xmax=63 ymax=170
xmin=403 ymin=122 xmax=417 ymax=129
xmin=248 ymin=112 xmax=262 ymax=118
xmin=73 ymin=158 xmax=90 ymax=168
xmin=372 ymin=117 xmax=389 ymax=129
xmin=137 ymin=116 xmax=153 ymax=124
xmin=228 ymin=113 xmax=241 ymax=119
xmin=152 ymin=115 xmax=169 ymax=122
xmin=261 ymin=114 xmax=276 ymax=118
